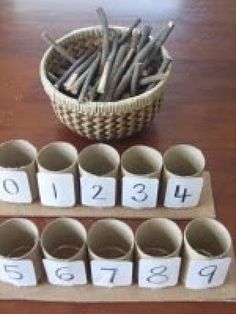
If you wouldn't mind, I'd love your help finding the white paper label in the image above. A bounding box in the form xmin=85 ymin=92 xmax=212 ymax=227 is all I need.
xmin=0 ymin=171 xmax=32 ymax=203
xmin=37 ymin=173 xmax=76 ymax=207
xmin=91 ymin=260 xmax=133 ymax=287
xmin=138 ymin=257 xmax=181 ymax=288
xmin=122 ymin=177 xmax=159 ymax=209
xmin=80 ymin=176 xmax=116 ymax=207
xmin=164 ymin=177 xmax=203 ymax=208
xmin=0 ymin=258 xmax=37 ymax=287
xmin=185 ymin=257 xmax=231 ymax=289
xmin=43 ymin=259 xmax=87 ymax=286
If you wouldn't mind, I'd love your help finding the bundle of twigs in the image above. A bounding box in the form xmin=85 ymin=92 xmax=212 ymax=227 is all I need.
xmin=42 ymin=7 xmax=174 ymax=102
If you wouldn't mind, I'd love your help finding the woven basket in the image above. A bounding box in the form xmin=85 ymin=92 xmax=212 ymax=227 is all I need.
xmin=40 ymin=26 xmax=172 ymax=141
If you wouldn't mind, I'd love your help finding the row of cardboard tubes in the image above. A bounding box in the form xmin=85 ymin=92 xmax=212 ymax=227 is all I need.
xmin=0 ymin=140 xmax=206 ymax=208
xmin=0 ymin=217 xmax=232 ymax=289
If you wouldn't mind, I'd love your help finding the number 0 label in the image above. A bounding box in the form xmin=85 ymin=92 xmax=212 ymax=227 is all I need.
xmin=0 ymin=258 xmax=37 ymax=287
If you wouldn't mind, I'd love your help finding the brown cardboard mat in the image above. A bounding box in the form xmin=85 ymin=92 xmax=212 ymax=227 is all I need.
xmin=0 ymin=172 xmax=215 ymax=220
xmin=0 ymin=260 xmax=235 ymax=303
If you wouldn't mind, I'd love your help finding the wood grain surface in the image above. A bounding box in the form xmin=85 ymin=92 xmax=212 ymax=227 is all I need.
xmin=0 ymin=0 xmax=235 ymax=313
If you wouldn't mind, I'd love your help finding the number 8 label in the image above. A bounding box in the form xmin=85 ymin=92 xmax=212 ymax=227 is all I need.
xmin=122 ymin=177 xmax=159 ymax=209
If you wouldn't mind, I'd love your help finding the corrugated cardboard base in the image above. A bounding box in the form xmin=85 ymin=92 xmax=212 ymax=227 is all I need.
xmin=0 ymin=172 xmax=215 ymax=220
xmin=0 ymin=260 xmax=235 ymax=303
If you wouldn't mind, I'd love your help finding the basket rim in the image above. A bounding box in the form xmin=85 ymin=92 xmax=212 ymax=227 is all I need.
xmin=39 ymin=25 xmax=172 ymax=115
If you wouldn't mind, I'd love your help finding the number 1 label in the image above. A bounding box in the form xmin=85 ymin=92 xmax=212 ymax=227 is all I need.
xmin=80 ymin=177 xmax=116 ymax=207
xmin=138 ymin=257 xmax=181 ymax=288
xmin=122 ymin=177 xmax=159 ymax=209
xmin=164 ymin=177 xmax=203 ymax=208
xmin=0 ymin=258 xmax=37 ymax=287
xmin=185 ymin=257 xmax=231 ymax=289
xmin=91 ymin=260 xmax=133 ymax=287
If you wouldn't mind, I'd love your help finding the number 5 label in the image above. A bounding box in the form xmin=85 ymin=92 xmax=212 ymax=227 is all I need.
xmin=0 ymin=258 xmax=37 ymax=287
xmin=80 ymin=177 xmax=116 ymax=207
xmin=164 ymin=177 xmax=203 ymax=208
xmin=185 ymin=257 xmax=231 ymax=289
xmin=43 ymin=259 xmax=87 ymax=286
xmin=91 ymin=260 xmax=133 ymax=287
xmin=138 ymin=257 xmax=181 ymax=288
xmin=122 ymin=177 xmax=159 ymax=209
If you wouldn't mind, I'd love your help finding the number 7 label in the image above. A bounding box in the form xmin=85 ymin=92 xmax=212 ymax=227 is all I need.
xmin=90 ymin=260 xmax=133 ymax=287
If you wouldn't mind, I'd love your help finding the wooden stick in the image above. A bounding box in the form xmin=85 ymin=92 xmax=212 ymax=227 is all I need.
xmin=131 ymin=62 xmax=143 ymax=96
xmin=47 ymin=72 xmax=58 ymax=83
xmin=110 ymin=43 xmax=129 ymax=77
xmin=69 ymin=67 xmax=91 ymax=95
xmin=55 ymin=48 xmax=96 ymax=89
xmin=78 ymin=53 xmax=101 ymax=102
xmin=41 ymin=32 xmax=76 ymax=64
xmin=137 ymin=25 xmax=152 ymax=52
xmin=113 ymin=21 xmax=175 ymax=100
xmin=96 ymin=7 xmax=109 ymax=71
xmin=97 ymin=37 xmax=118 ymax=94
xmin=140 ymin=58 xmax=172 ymax=85
xmin=119 ymin=31 xmax=140 ymax=70
xmin=118 ymin=18 xmax=141 ymax=45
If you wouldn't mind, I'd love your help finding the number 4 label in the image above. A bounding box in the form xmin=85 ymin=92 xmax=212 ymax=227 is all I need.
xmin=185 ymin=257 xmax=231 ymax=289
xmin=122 ymin=177 xmax=159 ymax=209
xmin=0 ymin=258 xmax=37 ymax=287
xmin=138 ymin=257 xmax=181 ymax=288
xmin=80 ymin=177 xmax=116 ymax=207
xmin=91 ymin=260 xmax=133 ymax=287
xmin=164 ymin=177 xmax=203 ymax=208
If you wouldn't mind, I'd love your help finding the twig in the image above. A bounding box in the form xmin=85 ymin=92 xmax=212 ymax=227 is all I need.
xmin=47 ymin=72 xmax=58 ymax=83
xmin=63 ymin=51 xmax=97 ymax=90
xmin=140 ymin=58 xmax=172 ymax=85
xmin=96 ymin=7 xmax=109 ymax=71
xmin=97 ymin=37 xmax=118 ymax=94
xmin=110 ymin=43 xmax=129 ymax=77
xmin=69 ymin=66 xmax=91 ymax=95
xmin=120 ymin=31 xmax=140 ymax=70
xmin=41 ymin=32 xmax=76 ymax=64
xmin=78 ymin=53 xmax=101 ymax=102
xmin=131 ymin=62 xmax=143 ymax=96
xmin=137 ymin=25 xmax=152 ymax=52
xmin=55 ymin=48 xmax=96 ymax=89
xmin=113 ymin=21 xmax=175 ymax=100
xmin=118 ymin=18 xmax=141 ymax=45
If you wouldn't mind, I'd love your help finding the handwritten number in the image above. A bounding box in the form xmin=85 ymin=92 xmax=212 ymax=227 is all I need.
xmin=92 ymin=185 xmax=106 ymax=200
xmin=3 ymin=179 xmax=19 ymax=195
xmin=147 ymin=266 xmax=168 ymax=285
xmin=199 ymin=265 xmax=217 ymax=284
xmin=100 ymin=267 xmax=118 ymax=283
xmin=131 ymin=183 xmax=148 ymax=203
xmin=55 ymin=267 xmax=74 ymax=281
xmin=4 ymin=265 xmax=23 ymax=280
xmin=174 ymin=185 xmax=191 ymax=203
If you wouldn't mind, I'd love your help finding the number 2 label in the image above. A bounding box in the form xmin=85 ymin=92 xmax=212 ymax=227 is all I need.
xmin=91 ymin=260 xmax=133 ymax=287
xmin=122 ymin=177 xmax=159 ymax=209
xmin=0 ymin=258 xmax=37 ymax=287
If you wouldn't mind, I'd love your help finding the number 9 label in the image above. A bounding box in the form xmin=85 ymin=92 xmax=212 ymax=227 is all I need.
xmin=122 ymin=177 xmax=159 ymax=209
xmin=0 ymin=258 xmax=37 ymax=287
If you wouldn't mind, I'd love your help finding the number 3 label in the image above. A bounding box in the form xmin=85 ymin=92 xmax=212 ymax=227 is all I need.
xmin=122 ymin=177 xmax=159 ymax=209
xmin=91 ymin=260 xmax=133 ymax=287
xmin=138 ymin=257 xmax=181 ymax=288
xmin=80 ymin=177 xmax=116 ymax=207
xmin=43 ymin=259 xmax=87 ymax=286
xmin=185 ymin=257 xmax=231 ymax=289
xmin=0 ymin=258 xmax=37 ymax=287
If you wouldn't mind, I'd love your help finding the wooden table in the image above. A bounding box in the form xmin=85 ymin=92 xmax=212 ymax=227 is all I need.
xmin=0 ymin=0 xmax=235 ymax=312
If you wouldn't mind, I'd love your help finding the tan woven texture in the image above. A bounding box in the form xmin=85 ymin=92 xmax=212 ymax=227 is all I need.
xmin=40 ymin=26 xmax=172 ymax=140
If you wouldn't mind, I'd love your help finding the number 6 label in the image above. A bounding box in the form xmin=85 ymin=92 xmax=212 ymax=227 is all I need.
xmin=91 ymin=260 xmax=133 ymax=287
xmin=43 ymin=259 xmax=87 ymax=286
xmin=0 ymin=258 xmax=37 ymax=287
xmin=80 ymin=177 xmax=116 ymax=207
xmin=138 ymin=257 xmax=181 ymax=288
xmin=185 ymin=257 xmax=231 ymax=289
xmin=122 ymin=177 xmax=159 ymax=209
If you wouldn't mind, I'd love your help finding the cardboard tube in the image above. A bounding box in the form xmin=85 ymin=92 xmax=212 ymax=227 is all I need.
xmin=0 ymin=139 xmax=38 ymax=201
xmin=182 ymin=218 xmax=232 ymax=284
xmin=163 ymin=144 xmax=205 ymax=180
xmin=0 ymin=218 xmax=43 ymax=281
xmin=135 ymin=218 xmax=183 ymax=259
xmin=121 ymin=145 xmax=163 ymax=178
xmin=41 ymin=218 xmax=87 ymax=261
xmin=78 ymin=144 xmax=120 ymax=178
xmin=87 ymin=219 xmax=134 ymax=260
